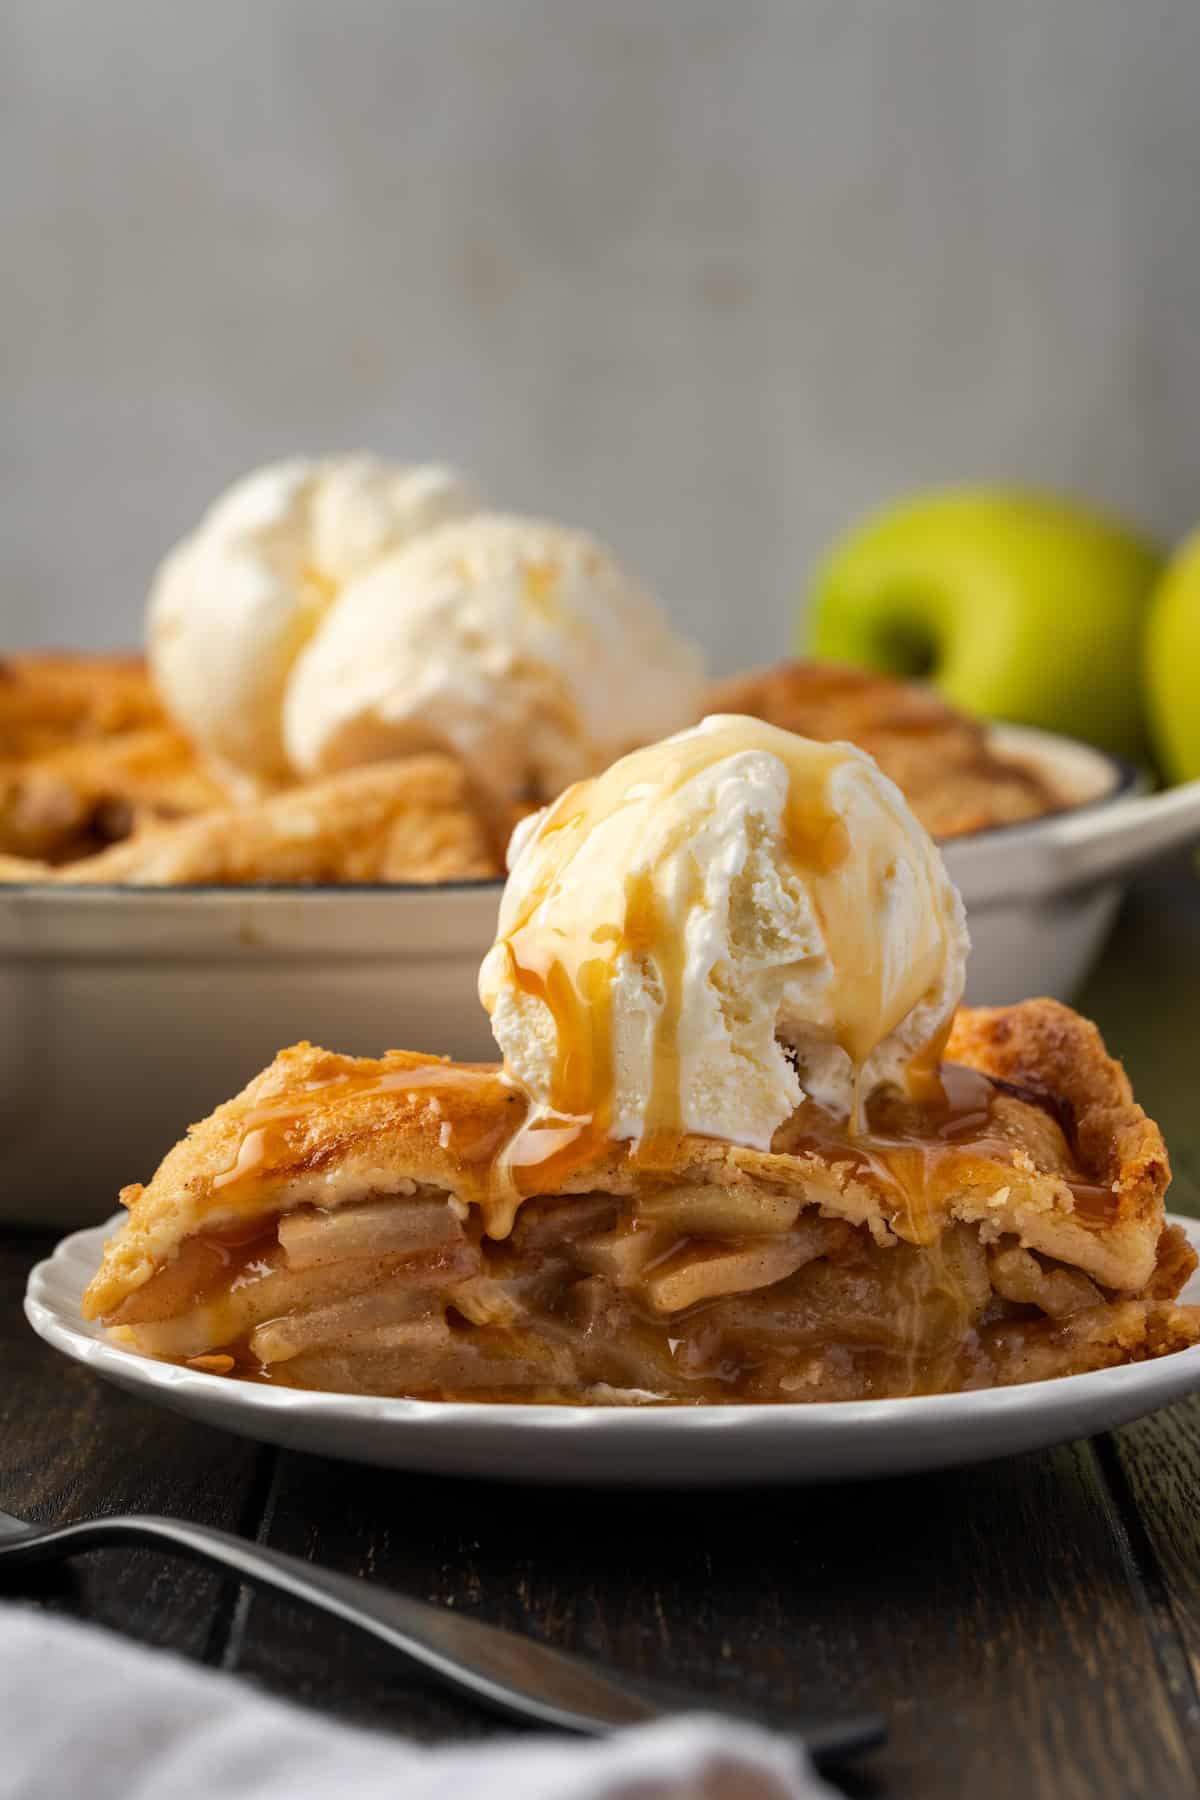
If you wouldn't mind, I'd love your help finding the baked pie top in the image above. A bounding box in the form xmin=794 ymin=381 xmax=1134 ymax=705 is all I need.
xmin=3 ymin=652 xmax=1072 ymax=881
xmin=0 ymin=654 xmax=220 ymax=863
xmin=1 ymin=726 xmax=229 ymax=862
xmin=0 ymin=652 xmax=164 ymax=757
xmin=14 ymin=756 xmax=504 ymax=887
xmin=706 ymin=661 xmax=1067 ymax=838
xmin=82 ymin=998 xmax=1174 ymax=1323
xmin=0 ymin=653 xmax=509 ymax=885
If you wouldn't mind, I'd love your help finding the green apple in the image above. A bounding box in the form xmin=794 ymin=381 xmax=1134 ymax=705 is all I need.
xmin=1145 ymin=528 xmax=1200 ymax=782
xmin=806 ymin=487 xmax=1162 ymax=759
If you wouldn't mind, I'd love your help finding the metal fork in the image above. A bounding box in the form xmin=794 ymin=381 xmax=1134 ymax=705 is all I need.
xmin=0 ymin=1504 xmax=883 ymax=1766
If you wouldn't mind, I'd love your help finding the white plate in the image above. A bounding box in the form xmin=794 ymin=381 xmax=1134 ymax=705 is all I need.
xmin=24 ymin=1215 xmax=1200 ymax=1487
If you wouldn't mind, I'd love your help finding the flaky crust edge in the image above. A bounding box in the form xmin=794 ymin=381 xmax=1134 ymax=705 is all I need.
xmin=946 ymin=1000 xmax=1169 ymax=1225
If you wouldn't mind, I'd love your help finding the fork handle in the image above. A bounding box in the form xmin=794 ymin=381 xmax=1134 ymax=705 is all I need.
xmin=9 ymin=1513 xmax=663 ymax=1734
xmin=5 ymin=1513 xmax=883 ymax=1764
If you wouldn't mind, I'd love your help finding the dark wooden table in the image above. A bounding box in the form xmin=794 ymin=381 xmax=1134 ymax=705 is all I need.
xmin=3 ymin=866 xmax=1199 ymax=1799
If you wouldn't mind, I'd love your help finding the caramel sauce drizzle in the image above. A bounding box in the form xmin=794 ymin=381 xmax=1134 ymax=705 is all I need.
xmin=210 ymin=1064 xmax=517 ymax=1210
xmin=206 ymin=1050 xmax=1109 ymax=1258
xmin=790 ymin=1061 xmax=1116 ymax=1241
xmin=790 ymin=1063 xmax=1003 ymax=1242
xmin=207 ymin=1057 xmax=579 ymax=1242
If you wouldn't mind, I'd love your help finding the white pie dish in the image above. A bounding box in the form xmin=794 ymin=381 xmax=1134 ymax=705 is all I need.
xmin=3 ymin=723 xmax=1200 ymax=1230
xmin=24 ymin=1212 xmax=1200 ymax=1487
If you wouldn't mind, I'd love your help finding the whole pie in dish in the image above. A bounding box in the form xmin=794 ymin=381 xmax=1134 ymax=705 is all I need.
xmin=82 ymin=1000 xmax=1200 ymax=1402
xmin=3 ymin=649 xmax=1075 ymax=886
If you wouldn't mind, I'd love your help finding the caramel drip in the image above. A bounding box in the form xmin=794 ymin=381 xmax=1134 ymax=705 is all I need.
xmin=783 ymin=1062 xmax=1024 ymax=1395
xmin=626 ymin=864 xmax=692 ymax=1158
xmin=790 ymin=1063 xmax=1005 ymax=1244
xmin=205 ymin=1050 xmax=1089 ymax=1265
xmin=521 ymin=559 xmax=561 ymax=621
xmin=212 ymin=1065 xmax=517 ymax=1207
xmin=903 ymin=1015 xmax=955 ymax=1107
xmin=490 ymin=717 xmax=958 ymax=1193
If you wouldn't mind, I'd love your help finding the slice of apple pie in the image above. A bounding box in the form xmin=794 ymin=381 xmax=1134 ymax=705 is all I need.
xmin=82 ymin=999 xmax=1200 ymax=1402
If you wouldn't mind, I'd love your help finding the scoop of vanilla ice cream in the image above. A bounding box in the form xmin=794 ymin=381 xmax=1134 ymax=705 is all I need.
xmin=479 ymin=715 xmax=969 ymax=1151
xmin=282 ymin=514 xmax=706 ymax=805
xmin=148 ymin=456 xmax=478 ymax=780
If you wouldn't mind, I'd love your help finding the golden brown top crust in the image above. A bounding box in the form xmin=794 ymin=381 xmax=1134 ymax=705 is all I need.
xmin=83 ymin=1044 xmax=520 ymax=1316
xmin=83 ymin=999 xmax=1171 ymax=1320
xmin=0 ymin=653 xmax=222 ymax=862
xmin=0 ymin=727 xmax=229 ymax=863
xmin=7 ymin=651 xmax=1065 ymax=875
xmin=0 ymin=653 xmax=164 ymax=757
xmin=706 ymin=660 xmax=1064 ymax=837
xmin=1 ymin=651 xmax=511 ymax=882
xmin=5 ymin=757 xmax=504 ymax=887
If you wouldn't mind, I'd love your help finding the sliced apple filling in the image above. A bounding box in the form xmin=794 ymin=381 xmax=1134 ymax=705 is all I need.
xmin=84 ymin=1009 xmax=1200 ymax=1403
xmin=108 ymin=1193 xmax=479 ymax=1361
xmin=101 ymin=1182 xmax=1200 ymax=1402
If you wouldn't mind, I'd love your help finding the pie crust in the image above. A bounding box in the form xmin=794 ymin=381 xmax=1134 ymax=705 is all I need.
xmin=0 ymin=654 xmax=221 ymax=862
xmin=22 ymin=756 xmax=504 ymax=886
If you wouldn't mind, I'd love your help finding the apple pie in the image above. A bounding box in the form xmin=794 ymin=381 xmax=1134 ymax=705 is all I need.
xmin=82 ymin=999 xmax=1200 ymax=1402
xmin=706 ymin=661 xmax=1067 ymax=838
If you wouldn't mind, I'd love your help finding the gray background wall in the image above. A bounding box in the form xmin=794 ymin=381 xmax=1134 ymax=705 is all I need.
xmin=4 ymin=0 xmax=1199 ymax=673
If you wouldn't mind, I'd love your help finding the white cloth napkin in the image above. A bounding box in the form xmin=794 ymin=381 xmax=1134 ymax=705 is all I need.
xmin=0 ymin=1604 xmax=837 ymax=1800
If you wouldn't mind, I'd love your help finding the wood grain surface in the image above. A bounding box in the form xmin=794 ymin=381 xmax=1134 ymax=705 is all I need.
xmin=0 ymin=1230 xmax=268 ymax=1659
xmin=3 ymin=864 xmax=1199 ymax=1798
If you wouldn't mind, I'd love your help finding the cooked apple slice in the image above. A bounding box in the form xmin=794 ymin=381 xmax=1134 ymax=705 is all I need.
xmin=250 ymin=1287 xmax=436 ymax=1364
xmin=279 ymin=1195 xmax=465 ymax=1269
xmin=634 ymin=1184 xmax=801 ymax=1237
xmin=642 ymin=1236 xmax=824 ymax=1315
xmin=120 ymin=1240 xmax=480 ymax=1358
